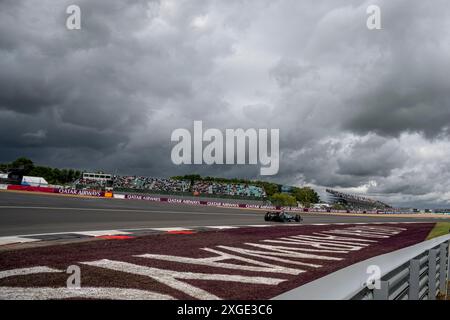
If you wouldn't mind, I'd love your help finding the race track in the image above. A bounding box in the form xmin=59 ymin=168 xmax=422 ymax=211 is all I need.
xmin=0 ymin=222 xmax=439 ymax=300
xmin=0 ymin=191 xmax=449 ymax=237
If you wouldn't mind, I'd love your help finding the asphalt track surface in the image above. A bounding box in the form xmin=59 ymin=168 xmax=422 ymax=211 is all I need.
xmin=0 ymin=191 xmax=449 ymax=237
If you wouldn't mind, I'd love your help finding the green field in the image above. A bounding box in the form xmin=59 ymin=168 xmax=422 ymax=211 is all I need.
xmin=426 ymin=222 xmax=450 ymax=240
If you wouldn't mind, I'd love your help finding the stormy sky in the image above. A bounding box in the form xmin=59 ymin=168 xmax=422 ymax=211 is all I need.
xmin=1 ymin=0 xmax=450 ymax=208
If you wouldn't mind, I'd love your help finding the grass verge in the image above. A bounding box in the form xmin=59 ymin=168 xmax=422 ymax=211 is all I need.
xmin=426 ymin=222 xmax=450 ymax=240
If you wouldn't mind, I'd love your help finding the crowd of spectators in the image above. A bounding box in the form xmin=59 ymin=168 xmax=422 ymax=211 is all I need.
xmin=72 ymin=174 xmax=267 ymax=199
xmin=112 ymin=176 xmax=191 ymax=193
xmin=112 ymin=176 xmax=266 ymax=198
xmin=192 ymin=181 xmax=266 ymax=198
xmin=73 ymin=178 xmax=110 ymax=190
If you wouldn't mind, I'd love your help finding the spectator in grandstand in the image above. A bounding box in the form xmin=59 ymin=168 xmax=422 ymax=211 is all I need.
xmin=111 ymin=175 xmax=266 ymax=199
xmin=112 ymin=176 xmax=191 ymax=193
xmin=192 ymin=181 xmax=266 ymax=198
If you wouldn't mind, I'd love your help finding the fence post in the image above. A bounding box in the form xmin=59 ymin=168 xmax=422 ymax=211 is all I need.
xmin=409 ymin=258 xmax=420 ymax=300
xmin=447 ymin=241 xmax=450 ymax=298
xmin=373 ymin=280 xmax=389 ymax=300
xmin=448 ymin=241 xmax=450 ymax=279
xmin=428 ymin=249 xmax=437 ymax=300
xmin=439 ymin=243 xmax=447 ymax=295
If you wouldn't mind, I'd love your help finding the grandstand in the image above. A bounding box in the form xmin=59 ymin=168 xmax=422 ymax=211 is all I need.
xmin=326 ymin=189 xmax=391 ymax=210
xmin=73 ymin=174 xmax=267 ymax=200
xmin=192 ymin=181 xmax=266 ymax=198
xmin=113 ymin=176 xmax=191 ymax=193
xmin=72 ymin=172 xmax=114 ymax=190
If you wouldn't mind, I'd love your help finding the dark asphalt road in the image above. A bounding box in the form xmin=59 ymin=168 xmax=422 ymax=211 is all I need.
xmin=0 ymin=191 xmax=449 ymax=236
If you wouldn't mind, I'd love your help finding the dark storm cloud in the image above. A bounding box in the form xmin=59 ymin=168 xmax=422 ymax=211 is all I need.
xmin=341 ymin=0 xmax=450 ymax=138
xmin=1 ymin=0 xmax=450 ymax=208
xmin=336 ymin=135 xmax=406 ymax=177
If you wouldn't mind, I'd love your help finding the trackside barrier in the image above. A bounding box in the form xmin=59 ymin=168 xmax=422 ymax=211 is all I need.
xmin=5 ymin=185 xmax=105 ymax=197
xmin=118 ymin=193 xmax=420 ymax=214
xmin=353 ymin=240 xmax=450 ymax=300
xmin=7 ymin=185 xmax=56 ymax=193
xmin=0 ymin=184 xmax=436 ymax=214
xmin=56 ymin=188 xmax=104 ymax=197
xmin=272 ymin=234 xmax=450 ymax=300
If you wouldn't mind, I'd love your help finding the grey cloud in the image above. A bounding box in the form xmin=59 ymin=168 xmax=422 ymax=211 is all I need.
xmin=336 ymin=135 xmax=407 ymax=177
xmin=1 ymin=0 xmax=450 ymax=208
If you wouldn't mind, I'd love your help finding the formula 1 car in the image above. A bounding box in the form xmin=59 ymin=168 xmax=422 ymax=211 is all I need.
xmin=264 ymin=211 xmax=303 ymax=222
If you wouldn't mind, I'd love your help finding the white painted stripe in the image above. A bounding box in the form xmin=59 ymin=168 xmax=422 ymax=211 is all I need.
xmin=82 ymin=259 xmax=285 ymax=300
xmin=206 ymin=226 xmax=239 ymax=229
xmin=74 ymin=230 xmax=131 ymax=237
xmin=245 ymin=225 xmax=271 ymax=227
xmin=0 ymin=237 xmax=40 ymax=246
xmin=0 ymin=287 xmax=174 ymax=300
xmin=0 ymin=267 xmax=61 ymax=279
xmin=150 ymin=227 xmax=193 ymax=232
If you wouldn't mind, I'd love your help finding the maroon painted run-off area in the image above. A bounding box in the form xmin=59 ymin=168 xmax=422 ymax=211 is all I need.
xmin=0 ymin=223 xmax=434 ymax=299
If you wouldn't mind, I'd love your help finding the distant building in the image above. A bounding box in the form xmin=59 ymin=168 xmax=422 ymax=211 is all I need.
xmin=326 ymin=189 xmax=391 ymax=210
xmin=82 ymin=172 xmax=112 ymax=181
xmin=21 ymin=176 xmax=48 ymax=187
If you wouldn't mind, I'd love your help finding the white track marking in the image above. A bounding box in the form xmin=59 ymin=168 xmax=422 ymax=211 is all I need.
xmin=82 ymin=259 xmax=285 ymax=300
xmin=0 ymin=236 xmax=40 ymax=246
xmin=74 ymin=230 xmax=131 ymax=237
xmin=205 ymin=226 xmax=238 ymax=229
xmin=245 ymin=225 xmax=271 ymax=227
xmin=0 ymin=287 xmax=173 ymax=300
xmin=150 ymin=227 xmax=192 ymax=232
xmin=218 ymin=245 xmax=342 ymax=262
xmin=137 ymin=249 xmax=303 ymax=275
xmin=0 ymin=267 xmax=61 ymax=279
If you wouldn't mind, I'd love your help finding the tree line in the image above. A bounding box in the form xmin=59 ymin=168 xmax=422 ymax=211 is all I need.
xmin=0 ymin=157 xmax=82 ymax=185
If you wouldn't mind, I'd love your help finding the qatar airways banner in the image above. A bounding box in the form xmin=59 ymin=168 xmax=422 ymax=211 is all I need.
xmin=120 ymin=193 xmax=401 ymax=214
xmin=123 ymin=193 xmax=281 ymax=210
xmin=56 ymin=188 xmax=104 ymax=197
xmin=6 ymin=185 xmax=105 ymax=197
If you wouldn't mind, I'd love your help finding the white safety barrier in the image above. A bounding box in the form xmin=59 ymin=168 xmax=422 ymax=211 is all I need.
xmin=273 ymin=234 xmax=450 ymax=300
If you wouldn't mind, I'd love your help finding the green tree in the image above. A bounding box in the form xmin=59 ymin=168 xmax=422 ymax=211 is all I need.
xmin=3 ymin=157 xmax=83 ymax=185
xmin=332 ymin=203 xmax=346 ymax=210
xmin=270 ymin=193 xmax=297 ymax=207
xmin=291 ymin=187 xmax=320 ymax=207
xmin=11 ymin=157 xmax=35 ymax=174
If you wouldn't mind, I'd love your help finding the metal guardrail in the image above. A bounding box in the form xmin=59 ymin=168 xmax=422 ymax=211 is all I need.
xmin=352 ymin=240 xmax=450 ymax=300
xmin=273 ymin=234 xmax=450 ymax=300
